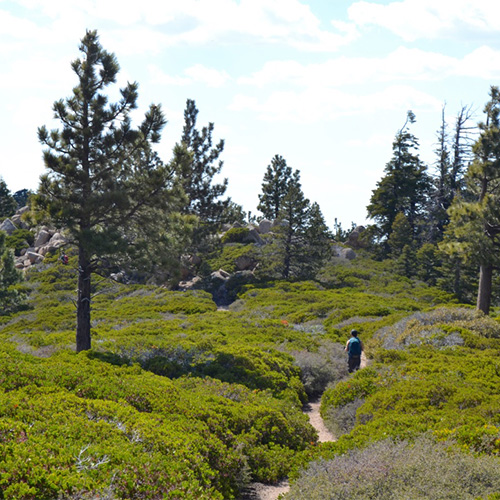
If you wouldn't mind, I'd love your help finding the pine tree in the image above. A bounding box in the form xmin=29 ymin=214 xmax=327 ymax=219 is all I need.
xmin=304 ymin=202 xmax=332 ymax=274
xmin=13 ymin=189 xmax=32 ymax=209
xmin=258 ymin=155 xmax=293 ymax=220
xmin=416 ymin=243 xmax=442 ymax=286
xmin=427 ymin=105 xmax=474 ymax=243
xmin=35 ymin=30 xmax=184 ymax=351
xmin=178 ymin=99 xmax=232 ymax=250
xmin=275 ymin=170 xmax=310 ymax=279
xmin=367 ymin=111 xmax=431 ymax=248
xmin=443 ymin=87 xmax=500 ymax=314
xmin=387 ymin=212 xmax=413 ymax=257
xmin=0 ymin=178 xmax=17 ymax=218
xmin=427 ymin=106 xmax=452 ymax=242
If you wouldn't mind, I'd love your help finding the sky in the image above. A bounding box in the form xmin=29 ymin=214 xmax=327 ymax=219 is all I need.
xmin=2 ymin=0 xmax=500 ymax=228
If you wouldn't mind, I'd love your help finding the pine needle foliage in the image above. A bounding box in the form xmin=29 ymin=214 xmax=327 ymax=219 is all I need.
xmin=34 ymin=30 xmax=185 ymax=351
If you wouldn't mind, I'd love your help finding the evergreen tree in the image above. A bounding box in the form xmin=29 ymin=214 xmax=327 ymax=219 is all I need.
xmin=427 ymin=105 xmax=474 ymax=243
xmin=304 ymin=202 xmax=332 ymax=273
xmin=427 ymin=106 xmax=452 ymax=242
xmin=13 ymin=189 xmax=32 ymax=209
xmin=416 ymin=243 xmax=442 ymax=286
xmin=0 ymin=178 xmax=17 ymax=218
xmin=275 ymin=170 xmax=310 ymax=279
xmin=450 ymin=105 xmax=475 ymax=198
xmin=178 ymin=99 xmax=232 ymax=250
xmin=367 ymin=111 xmax=431 ymax=248
xmin=394 ymin=244 xmax=417 ymax=278
xmin=387 ymin=212 xmax=413 ymax=257
xmin=258 ymin=155 xmax=293 ymax=220
xmin=444 ymin=87 xmax=500 ymax=314
xmin=0 ymin=232 xmax=23 ymax=313
xmin=35 ymin=30 xmax=184 ymax=351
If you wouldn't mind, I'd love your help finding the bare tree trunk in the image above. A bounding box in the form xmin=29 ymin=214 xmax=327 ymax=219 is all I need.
xmin=477 ymin=263 xmax=493 ymax=315
xmin=76 ymin=246 xmax=92 ymax=352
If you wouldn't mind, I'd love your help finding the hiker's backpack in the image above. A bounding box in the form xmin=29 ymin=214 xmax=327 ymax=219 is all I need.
xmin=349 ymin=337 xmax=362 ymax=356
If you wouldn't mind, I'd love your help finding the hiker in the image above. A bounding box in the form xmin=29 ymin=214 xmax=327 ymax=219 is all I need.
xmin=60 ymin=253 xmax=69 ymax=265
xmin=345 ymin=329 xmax=363 ymax=373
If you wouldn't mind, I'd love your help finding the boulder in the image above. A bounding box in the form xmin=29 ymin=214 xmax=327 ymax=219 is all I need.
xmin=177 ymin=276 xmax=203 ymax=290
xmin=50 ymin=232 xmax=67 ymax=243
xmin=10 ymin=214 xmax=28 ymax=229
xmin=213 ymin=269 xmax=230 ymax=280
xmin=39 ymin=245 xmax=59 ymax=256
xmin=34 ymin=230 xmax=51 ymax=248
xmin=245 ymin=228 xmax=264 ymax=245
xmin=272 ymin=218 xmax=289 ymax=228
xmin=258 ymin=219 xmax=272 ymax=234
xmin=339 ymin=248 xmax=356 ymax=260
xmin=0 ymin=219 xmax=17 ymax=235
xmin=235 ymin=254 xmax=256 ymax=271
xmin=347 ymin=226 xmax=366 ymax=249
xmin=110 ymin=272 xmax=126 ymax=283
xmin=26 ymin=251 xmax=44 ymax=264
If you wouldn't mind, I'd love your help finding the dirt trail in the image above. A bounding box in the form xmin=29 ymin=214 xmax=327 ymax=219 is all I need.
xmin=241 ymin=352 xmax=369 ymax=500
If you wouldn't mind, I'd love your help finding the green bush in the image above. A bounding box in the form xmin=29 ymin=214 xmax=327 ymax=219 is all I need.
xmin=5 ymin=229 xmax=35 ymax=256
xmin=221 ymin=227 xmax=250 ymax=244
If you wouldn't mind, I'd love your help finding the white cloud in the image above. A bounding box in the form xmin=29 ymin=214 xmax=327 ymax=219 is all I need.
xmin=0 ymin=55 xmax=75 ymax=91
xmin=0 ymin=8 xmax=40 ymax=38
xmin=347 ymin=133 xmax=395 ymax=148
xmin=238 ymin=46 xmax=500 ymax=89
xmin=148 ymin=65 xmax=191 ymax=86
xmin=460 ymin=46 xmax=500 ymax=79
xmin=148 ymin=64 xmax=230 ymax=88
xmin=348 ymin=0 xmax=500 ymax=41
xmin=7 ymin=0 xmax=358 ymax=52
xmin=184 ymin=64 xmax=231 ymax=88
xmin=230 ymin=85 xmax=441 ymax=123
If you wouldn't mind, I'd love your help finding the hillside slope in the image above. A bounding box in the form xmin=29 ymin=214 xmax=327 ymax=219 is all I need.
xmin=1 ymin=253 xmax=499 ymax=499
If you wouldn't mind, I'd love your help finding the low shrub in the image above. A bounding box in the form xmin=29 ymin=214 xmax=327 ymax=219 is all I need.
xmin=374 ymin=307 xmax=499 ymax=350
xmin=5 ymin=229 xmax=35 ymax=256
xmin=221 ymin=227 xmax=250 ymax=244
xmin=285 ymin=435 xmax=500 ymax=500
xmin=323 ymin=398 xmax=365 ymax=437
xmin=291 ymin=341 xmax=348 ymax=398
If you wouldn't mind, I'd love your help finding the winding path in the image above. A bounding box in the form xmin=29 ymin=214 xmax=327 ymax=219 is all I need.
xmin=242 ymin=352 xmax=368 ymax=500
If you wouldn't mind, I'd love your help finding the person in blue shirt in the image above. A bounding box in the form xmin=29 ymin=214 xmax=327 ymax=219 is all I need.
xmin=345 ymin=329 xmax=363 ymax=373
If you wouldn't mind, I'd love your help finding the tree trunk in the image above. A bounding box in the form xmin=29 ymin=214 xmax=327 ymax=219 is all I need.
xmin=76 ymin=246 xmax=92 ymax=352
xmin=476 ymin=263 xmax=493 ymax=315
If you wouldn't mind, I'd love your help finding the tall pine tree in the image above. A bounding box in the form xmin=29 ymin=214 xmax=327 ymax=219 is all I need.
xmin=304 ymin=202 xmax=332 ymax=275
xmin=444 ymin=87 xmax=500 ymax=314
xmin=258 ymin=155 xmax=293 ymax=220
xmin=427 ymin=105 xmax=474 ymax=243
xmin=367 ymin=111 xmax=431 ymax=249
xmin=276 ymin=170 xmax=310 ymax=279
xmin=35 ymin=30 xmax=184 ymax=351
xmin=178 ymin=99 xmax=232 ymax=251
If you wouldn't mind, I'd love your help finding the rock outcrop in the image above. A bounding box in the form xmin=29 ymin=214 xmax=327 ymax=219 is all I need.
xmin=1 ymin=206 xmax=69 ymax=270
xmin=0 ymin=219 xmax=17 ymax=236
